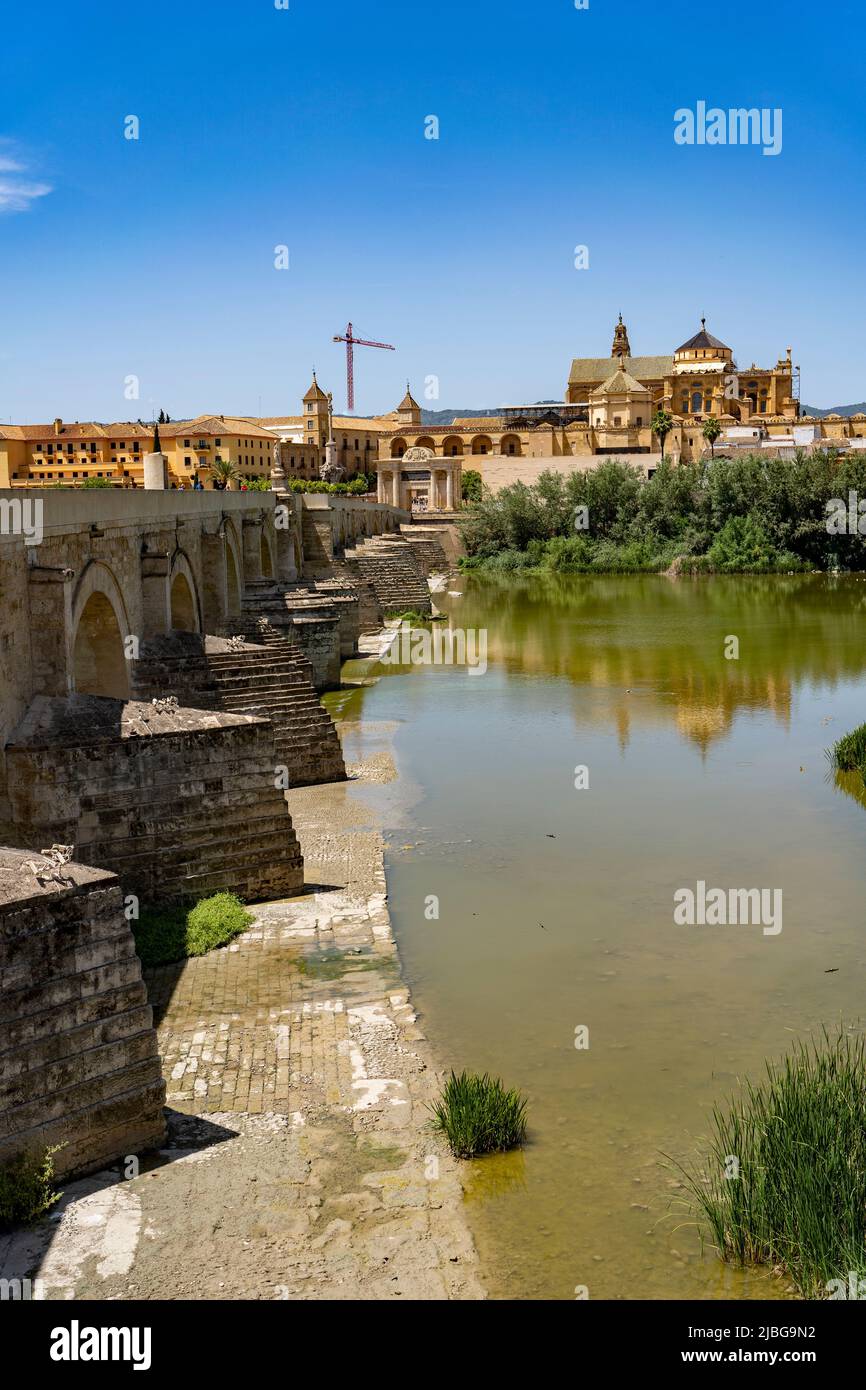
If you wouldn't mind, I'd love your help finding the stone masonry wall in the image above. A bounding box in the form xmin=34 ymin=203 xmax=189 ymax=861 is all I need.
xmin=0 ymin=849 xmax=165 ymax=1179
xmin=3 ymin=696 xmax=304 ymax=906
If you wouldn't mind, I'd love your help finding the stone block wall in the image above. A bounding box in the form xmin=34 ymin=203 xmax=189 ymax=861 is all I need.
xmin=3 ymin=696 xmax=304 ymax=906
xmin=0 ymin=850 xmax=165 ymax=1179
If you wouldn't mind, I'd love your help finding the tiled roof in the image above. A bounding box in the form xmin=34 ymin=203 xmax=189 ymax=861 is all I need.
xmin=675 ymin=327 xmax=730 ymax=354
xmin=158 ymin=416 xmax=275 ymax=439
xmin=568 ymin=355 xmax=673 ymax=384
xmin=0 ymin=421 xmax=152 ymax=441
xmin=449 ymin=417 xmax=503 ymax=429
xmin=303 ymin=375 xmax=328 ymax=403
xmin=590 ymin=368 xmax=650 ymax=396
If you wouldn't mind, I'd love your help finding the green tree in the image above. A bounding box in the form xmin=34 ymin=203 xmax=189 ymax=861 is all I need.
xmin=651 ymin=408 xmax=674 ymax=462
xmin=462 ymin=468 xmax=482 ymax=503
xmin=702 ymin=416 xmax=721 ymax=458
xmin=210 ymin=456 xmax=237 ymax=490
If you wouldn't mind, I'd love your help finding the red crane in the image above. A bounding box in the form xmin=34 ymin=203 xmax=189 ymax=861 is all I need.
xmin=332 ymin=322 xmax=395 ymax=412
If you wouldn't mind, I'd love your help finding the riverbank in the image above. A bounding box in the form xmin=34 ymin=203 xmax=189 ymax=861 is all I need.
xmin=0 ymin=636 xmax=484 ymax=1301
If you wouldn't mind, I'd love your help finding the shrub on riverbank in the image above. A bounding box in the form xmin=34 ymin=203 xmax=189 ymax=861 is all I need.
xmin=431 ymin=1070 xmax=528 ymax=1158
xmin=0 ymin=1145 xmax=63 ymax=1229
xmin=677 ymin=1030 xmax=866 ymax=1299
xmin=459 ymin=452 xmax=866 ymax=573
xmin=133 ymin=892 xmax=254 ymax=968
xmin=828 ymin=722 xmax=866 ymax=784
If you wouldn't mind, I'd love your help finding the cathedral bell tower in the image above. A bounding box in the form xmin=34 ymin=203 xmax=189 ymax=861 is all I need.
xmin=611 ymin=313 xmax=632 ymax=360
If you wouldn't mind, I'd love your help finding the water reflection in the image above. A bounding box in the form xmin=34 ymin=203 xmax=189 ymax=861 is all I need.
xmin=332 ymin=573 xmax=866 ymax=1299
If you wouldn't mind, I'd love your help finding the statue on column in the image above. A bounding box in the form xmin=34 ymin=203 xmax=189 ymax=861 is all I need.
xmin=271 ymin=437 xmax=286 ymax=489
xmin=320 ymin=393 xmax=345 ymax=482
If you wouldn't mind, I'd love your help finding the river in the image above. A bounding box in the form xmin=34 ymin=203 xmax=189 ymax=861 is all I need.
xmin=328 ymin=573 xmax=866 ymax=1300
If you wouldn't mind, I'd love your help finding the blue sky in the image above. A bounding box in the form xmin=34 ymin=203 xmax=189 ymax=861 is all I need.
xmin=2 ymin=0 xmax=864 ymax=422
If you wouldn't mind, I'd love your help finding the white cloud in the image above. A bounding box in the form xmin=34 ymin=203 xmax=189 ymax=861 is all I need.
xmin=0 ymin=144 xmax=52 ymax=212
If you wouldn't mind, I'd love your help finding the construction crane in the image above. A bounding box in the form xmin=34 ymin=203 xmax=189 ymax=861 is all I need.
xmin=332 ymin=322 xmax=395 ymax=412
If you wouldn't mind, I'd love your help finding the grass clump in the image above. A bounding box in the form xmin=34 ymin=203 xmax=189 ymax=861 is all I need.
xmin=133 ymin=892 xmax=253 ymax=968
xmin=430 ymin=1070 xmax=528 ymax=1158
xmin=0 ymin=1146 xmax=64 ymax=1229
xmin=828 ymin=723 xmax=866 ymax=782
xmin=676 ymin=1029 xmax=866 ymax=1299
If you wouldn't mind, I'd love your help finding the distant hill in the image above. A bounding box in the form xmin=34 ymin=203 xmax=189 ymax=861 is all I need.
xmin=419 ymin=403 xmax=559 ymax=426
xmin=801 ymin=403 xmax=866 ymax=418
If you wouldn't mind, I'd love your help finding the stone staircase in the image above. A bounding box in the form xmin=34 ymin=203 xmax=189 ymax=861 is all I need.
xmin=400 ymin=530 xmax=450 ymax=577
xmin=205 ymin=627 xmax=346 ymax=787
xmin=131 ymin=632 xmax=219 ymax=709
xmin=341 ymin=535 xmax=432 ymax=616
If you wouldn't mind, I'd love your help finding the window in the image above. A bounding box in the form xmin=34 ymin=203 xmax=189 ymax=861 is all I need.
xmin=185 ymin=456 xmax=191 ymax=466
xmin=184 ymin=439 xmax=190 ymax=447
xmin=215 ymin=438 xmax=221 ymax=446
xmin=691 ymin=390 xmax=702 ymax=413
xmin=46 ymin=444 xmax=53 ymax=455
xmin=613 ymin=415 xmax=621 ymax=426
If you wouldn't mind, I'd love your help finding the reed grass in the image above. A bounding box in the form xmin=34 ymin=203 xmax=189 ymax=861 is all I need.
xmin=827 ymin=722 xmax=866 ymax=781
xmin=675 ymin=1029 xmax=866 ymax=1299
xmin=431 ymin=1070 xmax=528 ymax=1159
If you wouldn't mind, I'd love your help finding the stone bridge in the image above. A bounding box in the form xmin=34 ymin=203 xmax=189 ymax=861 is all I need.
xmin=0 ymin=487 xmax=417 ymax=883
xmin=0 ymin=484 xmax=439 ymax=1179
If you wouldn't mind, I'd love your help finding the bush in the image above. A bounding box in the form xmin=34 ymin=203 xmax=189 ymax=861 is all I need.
xmin=133 ymin=892 xmax=253 ymax=967
xmin=676 ymin=1030 xmax=866 ymax=1299
xmin=430 ymin=1070 xmax=528 ymax=1158
xmin=0 ymin=1146 xmax=63 ymax=1229
xmin=458 ymin=451 xmax=866 ymax=574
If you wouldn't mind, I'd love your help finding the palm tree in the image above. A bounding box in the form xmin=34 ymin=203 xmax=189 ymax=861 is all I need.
xmin=651 ymin=408 xmax=674 ymax=462
xmin=702 ymin=415 xmax=721 ymax=459
xmin=210 ymin=456 xmax=237 ymax=491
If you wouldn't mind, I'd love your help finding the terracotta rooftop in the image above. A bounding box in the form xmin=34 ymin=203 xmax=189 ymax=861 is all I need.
xmin=569 ymin=355 xmax=674 ymax=384
xmin=0 ymin=421 xmax=152 ymax=441
xmin=157 ymin=416 xmax=276 ymax=440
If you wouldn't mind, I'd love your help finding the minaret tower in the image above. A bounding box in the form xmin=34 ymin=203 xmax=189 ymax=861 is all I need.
xmin=611 ymin=313 xmax=632 ymax=361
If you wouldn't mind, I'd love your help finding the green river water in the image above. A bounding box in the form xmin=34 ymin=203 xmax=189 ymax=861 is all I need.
xmin=328 ymin=573 xmax=866 ymax=1301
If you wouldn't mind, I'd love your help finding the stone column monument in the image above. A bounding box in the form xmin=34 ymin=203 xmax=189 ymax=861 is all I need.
xmin=143 ymin=423 xmax=168 ymax=490
xmin=271 ymin=437 xmax=287 ymax=490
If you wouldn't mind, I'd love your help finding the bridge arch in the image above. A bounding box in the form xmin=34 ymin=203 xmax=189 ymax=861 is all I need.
xmin=71 ymin=560 xmax=132 ymax=700
xmin=223 ymin=518 xmax=243 ymax=619
xmin=169 ymin=551 xmax=201 ymax=632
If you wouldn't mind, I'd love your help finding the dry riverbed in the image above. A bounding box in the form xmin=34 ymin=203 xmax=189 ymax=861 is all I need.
xmin=0 ymin=662 xmax=484 ymax=1301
